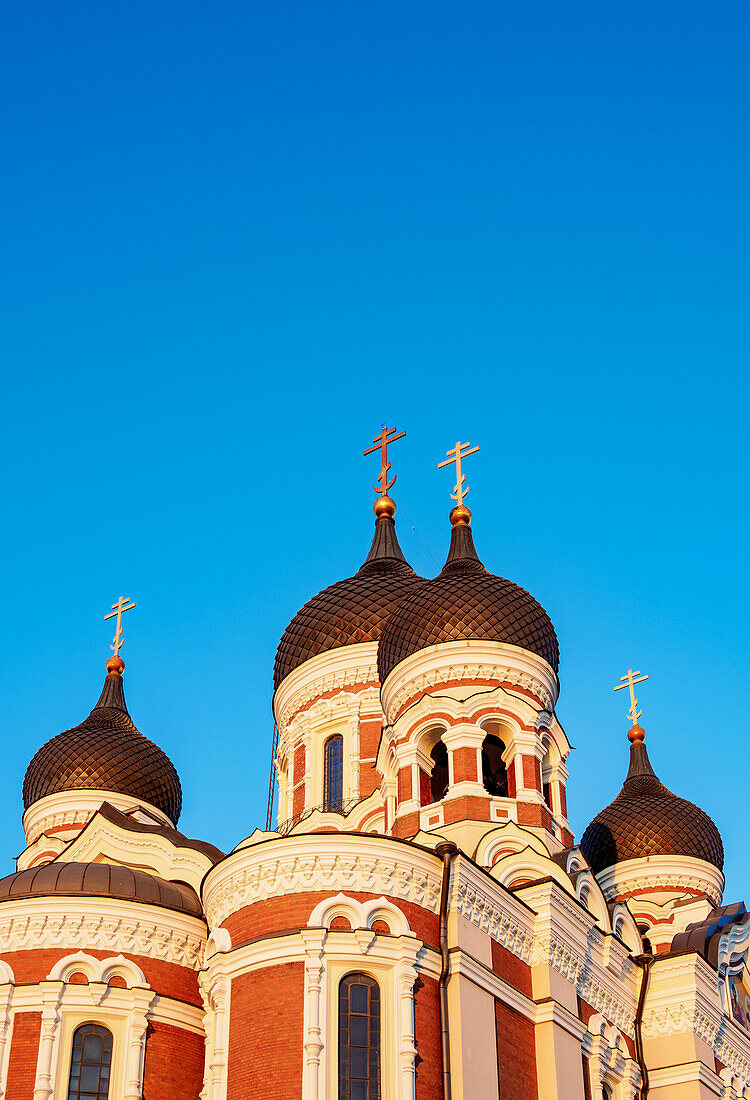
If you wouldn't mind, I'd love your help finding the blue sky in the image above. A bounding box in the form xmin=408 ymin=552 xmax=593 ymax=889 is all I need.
xmin=1 ymin=2 xmax=748 ymax=896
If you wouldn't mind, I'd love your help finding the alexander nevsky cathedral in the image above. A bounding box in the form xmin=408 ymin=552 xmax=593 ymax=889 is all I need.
xmin=1 ymin=431 xmax=748 ymax=1100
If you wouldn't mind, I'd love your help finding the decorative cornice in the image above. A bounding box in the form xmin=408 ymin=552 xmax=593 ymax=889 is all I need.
xmin=596 ymin=856 xmax=724 ymax=907
xmin=451 ymin=862 xmax=535 ymax=965
xmin=274 ymin=643 xmax=381 ymax=730
xmin=0 ymin=897 xmax=205 ymax=970
xmin=380 ymin=641 xmax=558 ymax=724
xmin=203 ymin=835 xmax=443 ymax=930
xmin=22 ymin=789 xmax=173 ymax=847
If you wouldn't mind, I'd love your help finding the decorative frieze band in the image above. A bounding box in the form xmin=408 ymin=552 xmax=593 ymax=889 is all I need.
xmin=453 ymin=879 xmax=535 ymax=964
xmin=0 ymin=904 xmax=205 ymax=970
xmin=386 ymin=664 xmax=554 ymax=723
xmin=204 ymin=838 xmax=443 ymax=929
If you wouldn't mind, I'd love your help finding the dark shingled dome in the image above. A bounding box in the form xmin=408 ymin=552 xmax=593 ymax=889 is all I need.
xmin=23 ymin=672 xmax=182 ymax=824
xmin=580 ymin=733 xmax=724 ymax=876
xmin=274 ymin=510 xmax=425 ymax=688
xmin=0 ymin=861 xmax=201 ymax=916
xmin=378 ymin=521 xmax=559 ymax=683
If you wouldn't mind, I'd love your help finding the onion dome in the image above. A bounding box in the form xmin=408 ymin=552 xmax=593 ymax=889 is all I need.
xmin=0 ymin=862 xmax=200 ymax=916
xmin=274 ymin=496 xmax=425 ymax=688
xmin=378 ymin=505 xmax=559 ymax=683
xmin=23 ymin=658 xmax=182 ymax=824
xmin=580 ymin=723 xmax=724 ymax=875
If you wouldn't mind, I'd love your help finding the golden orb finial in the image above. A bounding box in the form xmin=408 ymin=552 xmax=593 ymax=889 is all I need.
xmin=628 ymin=723 xmax=646 ymax=743
xmin=106 ymin=655 xmax=125 ymax=676
xmin=373 ymin=495 xmax=396 ymax=519
xmin=449 ymin=504 xmax=472 ymax=527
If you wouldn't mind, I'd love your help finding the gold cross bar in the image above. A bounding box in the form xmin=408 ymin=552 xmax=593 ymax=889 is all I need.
xmin=438 ymin=440 xmax=480 ymax=507
xmin=104 ymin=596 xmax=136 ymax=659
xmin=614 ymin=667 xmax=649 ymax=725
xmin=364 ymin=426 xmax=406 ymax=496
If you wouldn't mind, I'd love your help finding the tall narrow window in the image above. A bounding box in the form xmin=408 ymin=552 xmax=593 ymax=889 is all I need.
xmin=339 ymin=973 xmax=381 ymax=1099
xmin=481 ymin=734 xmax=508 ymax=797
xmin=68 ymin=1024 xmax=113 ymax=1100
xmin=324 ymin=734 xmax=344 ymax=812
xmin=430 ymin=740 xmax=449 ymax=802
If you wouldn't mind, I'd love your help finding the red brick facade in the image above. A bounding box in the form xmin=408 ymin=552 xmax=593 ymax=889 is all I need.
xmin=495 ymin=999 xmax=538 ymax=1099
xmin=0 ymin=948 xmax=201 ymax=1006
xmin=452 ymin=746 xmax=479 ymax=783
xmin=414 ymin=975 xmax=442 ymax=1098
xmin=143 ymin=1021 xmax=204 ymax=1100
xmin=492 ymin=939 xmax=533 ymax=999
xmin=5 ymin=1012 xmax=41 ymax=1100
xmin=221 ymin=890 xmax=439 ymax=948
xmin=227 ymin=963 xmax=304 ymax=1099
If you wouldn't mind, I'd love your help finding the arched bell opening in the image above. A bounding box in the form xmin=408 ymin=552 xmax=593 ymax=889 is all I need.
xmin=429 ymin=740 xmax=449 ymax=802
xmin=481 ymin=733 xmax=508 ymax=797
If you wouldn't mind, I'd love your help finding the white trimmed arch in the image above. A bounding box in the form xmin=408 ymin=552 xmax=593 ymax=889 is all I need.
xmin=611 ymin=903 xmax=642 ymax=955
xmin=47 ymin=951 xmax=147 ymax=988
xmin=575 ymin=869 xmax=611 ymax=931
xmin=308 ymin=892 xmax=413 ymax=937
xmin=476 ymin=822 xmax=550 ymax=868
xmin=490 ymin=848 xmax=572 ymax=892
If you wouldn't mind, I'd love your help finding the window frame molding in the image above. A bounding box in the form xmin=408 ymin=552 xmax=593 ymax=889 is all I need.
xmin=32 ymin=952 xmax=155 ymax=1100
xmin=581 ymin=1012 xmax=641 ymax=1100
xmin=301 ymin=895 xmax=423 ymax=1100
xmin=323 ymin=734 xmax=345 ymax=813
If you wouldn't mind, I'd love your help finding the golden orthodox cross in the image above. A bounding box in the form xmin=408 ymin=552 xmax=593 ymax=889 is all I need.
xmin=438 ymin=440 xmax=480 ymax=506
xmin=614 ymin=668 xmax=649 ymax=725
xmin=364 ymin=426 xmax=406 ymax=496
xmin=104 ymin=596 xmax=136 ymax=659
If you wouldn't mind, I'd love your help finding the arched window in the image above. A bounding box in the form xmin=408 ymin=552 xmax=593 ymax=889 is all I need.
xmin=482 ymin=734 xmax=508 ymax=797
xmin=637 ymin=922 xmax=653 ymax=955
xmin=601 ymin=1086 xmax=613 ymax=1100
xmin=323 ymin=734 xmax=343 ymax=812
xmin=339 ymin=973 xmax=380 ymax=1098
xmin=68 ymin=1024 xmax=113 ymax=1100
xmin=541 ymin=739 xmax=553 ymax=811
xmin=430 ymin=740 xmax=449 ymax=802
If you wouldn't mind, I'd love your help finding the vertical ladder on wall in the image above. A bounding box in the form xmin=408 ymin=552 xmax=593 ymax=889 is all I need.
xmin=265 ymin=721 xmax=279 ymax=831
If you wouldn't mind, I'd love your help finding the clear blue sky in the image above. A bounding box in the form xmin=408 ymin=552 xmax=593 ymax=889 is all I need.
xmin=2 ymin=2 xmax=748 ymax=897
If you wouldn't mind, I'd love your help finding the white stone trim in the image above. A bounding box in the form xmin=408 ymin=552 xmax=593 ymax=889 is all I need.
xmin=596 ymin=855 xmax=725 ymax=906
xmin=203 ymin=834 xmax=442 ymax=928
xmin=449 ymin=948 xmax=536 ymax=1022
xmin=643 ymin=953 xmax=750 ymax=1090
xmin=22 ymin=790 xmax=174 ymax=847
xmin=582 ymin=1012 xmax=641 ymax=1099
xmin=0 ymin=896 xmax=206 ymax=969
xmin=515 ymin=878 xmax=638 ymax=1036
xmin=452 ymin=859 xmax=536 ymax=965
xmin=199 ymin=971 xmax=230 ymax=1100
xmin=202 ymin=931 xmax=441 ymax=985
xmin=380 ymin=640 xmax=559 ymax=723
xmin=16 ymin=836 xmax=66 ymax=872
xmin=308 ymin=894 xmax=414 ymax=938
xmin=54 ymin=811 xmax=216 ymax=893
xmin=46 ymin=952 xmax=147 ymax=987
xmin=476 ymin=822 xmax=551 ymax=868
xmin=300 ymin=927 xmax=423 ymax=1100
xmin=30 ymin=952 xmax=158 ymax=1100
xmin=647 ymin=1062 xmax=723 ymax=1093
xmin=274 ymin=643 xmax=380 ymax=729
xmin=0 ymin=967 xmax=14 ymax=1100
